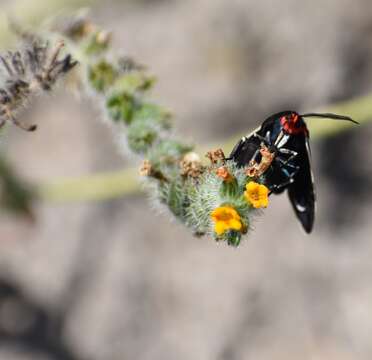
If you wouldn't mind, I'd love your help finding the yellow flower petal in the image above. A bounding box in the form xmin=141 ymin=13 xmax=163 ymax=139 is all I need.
xmin=258 ymin=184 xmax=269 ymax=197
xmin=246 ymin=181 xmax=259 ymax=193
xmin=215 ymin=221 xmax=227 ymax=235
xmin=260 ymin=197 xmax=269 ymax=208
xmin=210 ymin=206 xmax=243 ymax=236
xmin=244 ymin=181 xmax=269 ymax=208
xmin=252 ymin=200 xmax=260 ymax=208
xmin=229 ymin=219 xmax=242 ymax=231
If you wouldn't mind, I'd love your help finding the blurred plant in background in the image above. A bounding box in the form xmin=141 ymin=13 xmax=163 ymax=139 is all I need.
xmin=0 ymin=155 xmax=33 ymax=218
xmin=0 ymin=23 xmax=77 ymax=219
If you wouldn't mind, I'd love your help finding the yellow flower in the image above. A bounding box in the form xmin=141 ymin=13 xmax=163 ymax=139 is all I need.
xmin=244 ymin=182 xmax=269 ymax=208
xmin=211 ymin=206 xmax=242 ymax=235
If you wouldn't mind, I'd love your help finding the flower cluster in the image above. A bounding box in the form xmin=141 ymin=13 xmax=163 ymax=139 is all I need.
xmin=208 ymin=181 xmax=268 ymax=243
xmin=210 ymin=180 xmax=269 ymax=232
xmin=183 ymin=150 xmax=270 ymax=246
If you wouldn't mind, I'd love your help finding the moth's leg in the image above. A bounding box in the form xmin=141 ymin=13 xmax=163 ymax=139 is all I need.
xmin=275 ymin=156 xmax=299 ymax=170
xmin=270 ymin=174 xmax=295 ymax=192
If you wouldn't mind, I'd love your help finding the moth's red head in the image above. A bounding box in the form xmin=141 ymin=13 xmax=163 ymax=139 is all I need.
xmin=280 ymin=112 xmax=308 ymax=135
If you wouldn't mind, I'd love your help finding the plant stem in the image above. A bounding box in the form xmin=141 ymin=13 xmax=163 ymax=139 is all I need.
xmin=37 ymin=169 xmax=140 ymax=203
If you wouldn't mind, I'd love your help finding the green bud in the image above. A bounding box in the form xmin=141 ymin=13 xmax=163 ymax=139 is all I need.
xmin=225 ymin=230 xmax=242 ymax=247
xmin=88 ymin=60 xmax=118 ymax=92
xmin=106 ymin=92 xmax=136 ymax=124
xmin=127 ymin=118 xmax=158 ymax=153
xmin=133 ymin=103 xmax=172 ymax=130
xmin=84 ymin=31 xmax=111 ymax=56
xmin=114 ymin=73 xmax=156 ymax=94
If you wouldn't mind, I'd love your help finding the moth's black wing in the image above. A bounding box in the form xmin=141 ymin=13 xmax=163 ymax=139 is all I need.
xmin=229 ymin=132 xmax=261 ymax=167
xmin=229 ymin=113 xmax=288 ymax=167
xmin=287 ymin=137 xmax=315 ymax=233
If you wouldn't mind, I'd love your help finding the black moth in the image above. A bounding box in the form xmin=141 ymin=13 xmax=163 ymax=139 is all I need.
xmin=229 ymin=111 xmax=358 ymax=233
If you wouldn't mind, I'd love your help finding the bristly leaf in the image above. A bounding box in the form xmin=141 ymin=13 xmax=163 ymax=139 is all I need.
xmin=133 ymin=103 xmax=172 ymax=129
xmin=114 ymin=73 xmax=156 ymax=94
xmin=88 ymin=60 xmax=118 ymax=92
xmin=127 ymin=118 xmax=159 ymax=153
xmin=106 ymin=91 xmax=137 ymax=124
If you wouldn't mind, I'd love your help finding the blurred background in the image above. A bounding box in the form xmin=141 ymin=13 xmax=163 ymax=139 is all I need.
xmin=1 ymin=0 xmax=372 ymax=359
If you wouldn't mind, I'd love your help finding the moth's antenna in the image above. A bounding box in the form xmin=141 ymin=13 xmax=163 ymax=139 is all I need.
xmin=301 ymin=112 xmax=359 ymax=125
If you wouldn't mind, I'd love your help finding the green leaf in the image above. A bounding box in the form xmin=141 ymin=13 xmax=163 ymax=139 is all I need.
xmin=106 ymin=92 xmax=136 ymax=124
xmin=88 ymin=60 xmax=118 ymax=92
xmin=133 ymin=103 xmax=172 ymax=129
xmin=114 ymin=73 xmax=156 ymax=94
xmin=84 ymin=31 xmax=111 ymax=56
xmin=127 ymin=118 xmax=158 ymax=153
xmin=225 ymin=230 xmax=242 ymax=247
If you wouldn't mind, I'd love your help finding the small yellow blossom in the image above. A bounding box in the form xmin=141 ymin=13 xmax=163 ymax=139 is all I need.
xmin=211 ymin=206 xmax=242 ymax=235
xmin=244 ymin=182 xmax=269 ymax=208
